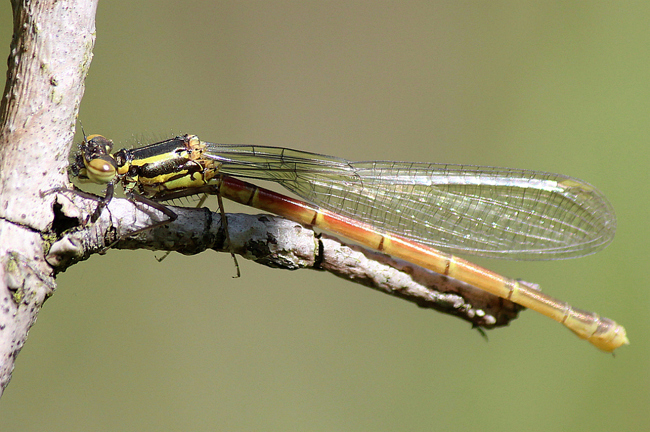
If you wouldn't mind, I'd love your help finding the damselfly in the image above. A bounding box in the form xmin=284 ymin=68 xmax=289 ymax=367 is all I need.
xmin=69 ymin=134 xmax=627 ymax=352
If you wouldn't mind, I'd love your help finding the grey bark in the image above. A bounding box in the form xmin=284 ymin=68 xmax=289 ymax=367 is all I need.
xmin=0 ymin=0 xmax=98 ymax=396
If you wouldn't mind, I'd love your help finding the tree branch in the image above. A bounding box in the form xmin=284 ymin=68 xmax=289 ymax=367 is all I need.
xmin=0 ymin=0 xmax=98 ymax=396
xmin=48 ymin=192 xmax=524 ymax=329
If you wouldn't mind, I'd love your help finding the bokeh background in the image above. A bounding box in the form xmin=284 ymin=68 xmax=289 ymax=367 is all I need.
xmin=1 ymin=2 xmax=648 ymax=431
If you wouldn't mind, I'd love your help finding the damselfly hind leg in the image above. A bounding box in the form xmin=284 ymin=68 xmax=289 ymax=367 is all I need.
xmin=152 ymin=188 xmax=241 ymax=278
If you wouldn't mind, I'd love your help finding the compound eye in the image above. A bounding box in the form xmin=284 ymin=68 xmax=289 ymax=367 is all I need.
xmin=84 ymin=155 xmax=118 ymax=184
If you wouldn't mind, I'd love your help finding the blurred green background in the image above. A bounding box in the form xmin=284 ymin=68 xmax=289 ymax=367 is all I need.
xmin=1 ymin=1 xmax=648 ymax=431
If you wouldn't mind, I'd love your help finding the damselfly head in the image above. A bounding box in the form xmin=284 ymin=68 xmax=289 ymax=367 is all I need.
xmin=69 ymin=134 xmax=118 ymax=185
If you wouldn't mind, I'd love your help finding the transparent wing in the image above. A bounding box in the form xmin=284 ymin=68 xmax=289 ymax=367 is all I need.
xmin=204 ymin=143 xmax=616 ymax=260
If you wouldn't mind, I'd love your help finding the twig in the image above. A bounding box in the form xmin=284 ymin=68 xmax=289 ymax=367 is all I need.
xmin=48 ymin=193 xmax=524 ymax=329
